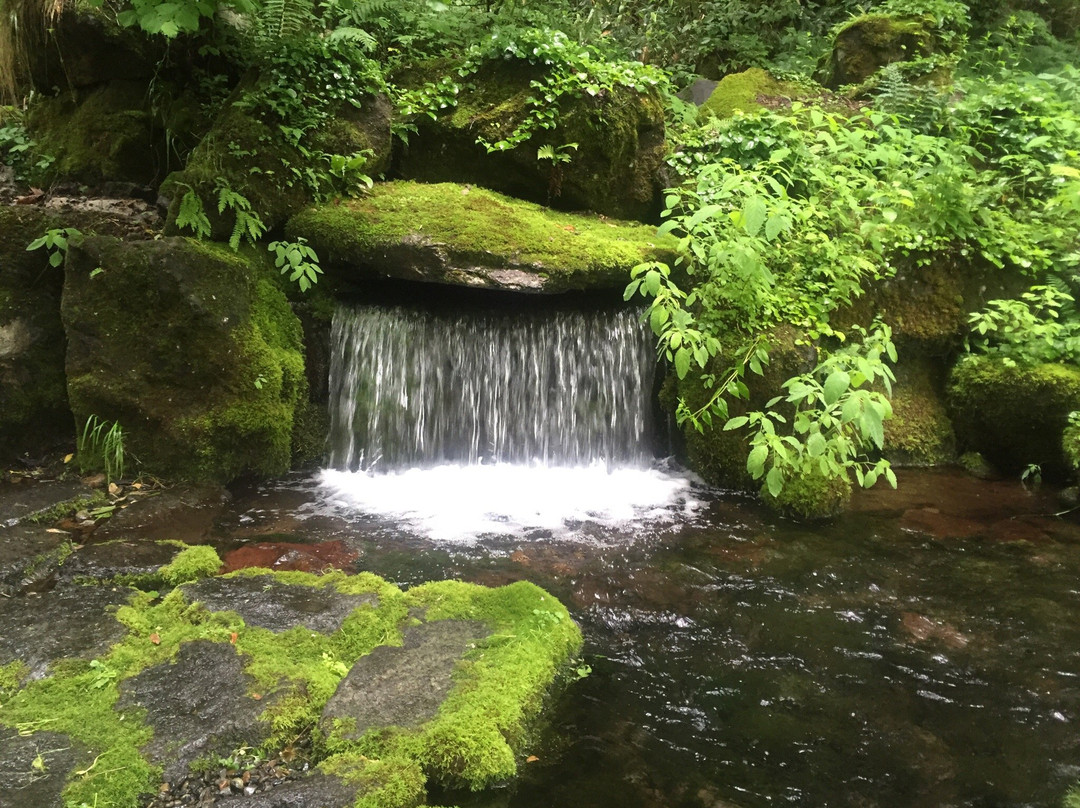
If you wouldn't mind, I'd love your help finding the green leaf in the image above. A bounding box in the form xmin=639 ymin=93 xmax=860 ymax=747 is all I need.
xmin=807 ymin=432 xmax=827 ymax=458
xmin=765 ymin=466 xmax=784 ymax=498
xmin=747 ymin=445 xmax=768 ymax=478
xmin=823 ymin=370 xmax=850 ymax=405
xmin=723 ymin=416 xmax=749 ymax=430
xmin=674 ymin=347 xmax=691 ymax=380
xmin=742 ymin=196 xmax=767 ymax=238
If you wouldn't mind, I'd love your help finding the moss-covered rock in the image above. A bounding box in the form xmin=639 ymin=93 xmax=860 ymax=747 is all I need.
xmin=0 ymin=207 xmax=72 ymax=460
xmin=821 ymin=11 xmax=958 ymax=89
xmin=61 ymin=236 xmax=308 ymax=482
xmin=947 ymin=356 xmax=1080 ymax=479
xmin=26 ymin=80 xmax=161 ymax=186
xmin=700 ymin=68 xmax=802 ymax=120
xmin=0 ymin=568 xmax=581 ymax=807
xmin=394 ymin=60 xmax=666 ymax=221
xmin=760 ymin=465 xmax=853 ymax=521
xmin=883 ymin=357 xmax=956 ymax=467
xmin=287 ymin=181 xmax=680 ymax=294
xmin=1062 ymin=416 xmax=1080 ymax=477
xmin=162 ymin=84 xmax=393 ymax=241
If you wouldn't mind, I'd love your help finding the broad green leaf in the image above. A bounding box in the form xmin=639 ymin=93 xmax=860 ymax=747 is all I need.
xmin=674 ymin=347 xmax=691 ymax=379
xmin=823 ymin=370 xmax=850 ymax=405
xmin=766 ymin=467 xmax=784 ymax=498
xmin=807 ymin=432 xmax=827 ymax=457
xmin=723 ymin=416 xmax=749 ymax=430
xmin=747 ymin=445 xmax=768 ymax=477
xmin=743 ymin=196 xmax=767 ymax=237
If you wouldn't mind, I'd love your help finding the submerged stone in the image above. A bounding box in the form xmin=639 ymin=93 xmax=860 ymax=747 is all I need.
xmin=321 ymin=620 xmax=489 ymax=741
xmin=0 ymin=525 xmax=70 ymax=596
xmin=215 ymin=773 xmax=360 ymax=808
xmin=116 ymin=640 xmax=267 ymax=783
xmin=287 ymin=181 xmax=679 ymax=294
xmin=0 ymin=586 xmax=131 ymax=680
xmin=183 ymin=576 xmax=376 ymax=633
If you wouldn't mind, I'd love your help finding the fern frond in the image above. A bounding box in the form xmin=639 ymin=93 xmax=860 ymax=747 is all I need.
xmin=327 ymin=26 xmax=378 ymax=51
xmin=255 ymin=0 xmax=316 ymax=46
xmin=175 ymin=187 xmax=212 ymax=239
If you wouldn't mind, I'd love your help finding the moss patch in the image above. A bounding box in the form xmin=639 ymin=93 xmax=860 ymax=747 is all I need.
xmin=947 ymin=356 xmax=1080 ymax=479
xmin=882 ymin=358 xmax=956 ymax=466
xmin=1064 ymin=419 xmax=1080 ymax=476
xmin=159 ymin=544 xmax=223 ymax=587
xmin=0 ymin=660 xmax=28 ymax=697
xmin=21 ymin=491 xmax=107 ymax=525
xmin=760 ymin=465 xmax=853 ymax=521
xmin=287 ymin=181 xmax=679 ymax=294
xmin=700 ymin=68 xmax=801 ymax=120
xmin=0 ymin=570 xmax=579 ymax=807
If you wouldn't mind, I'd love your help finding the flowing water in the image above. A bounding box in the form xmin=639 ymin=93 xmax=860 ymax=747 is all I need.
xmin=203 ymin=300 xmax=1080 ymax=807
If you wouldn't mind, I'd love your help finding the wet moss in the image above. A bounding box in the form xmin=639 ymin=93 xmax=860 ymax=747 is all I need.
xmin=321 ymin=753 xmax=427 ymax=808
xmin=947 ymin=356 xmax=1080 ymax=479
xmin=22 ymin=491 xmax=107 ymax=525
xmin=159 ymin=544 xmax=223 ymax=587
xmin=1064 ymin=420 xmax=1080 ymax=475
xmin=26 ymin=80 xmax=159 ymax=185
xmin=882 ymin=359 xmax=956 ymax=466
xmin=0 ymin=660 xmax=28 ymax=696
xmin=287 ymin=181 xmax=679 ymax=293
xmin=822 ymin=14 xmax=934 ymax=88
xmin=759 ymin=465 xmax=853 ymax=521
xmin=700 ymin=68 xmax=801 ymax=120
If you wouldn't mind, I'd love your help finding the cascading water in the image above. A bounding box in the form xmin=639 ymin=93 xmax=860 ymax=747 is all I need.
xmin=326 ymin=304 xmax=657 ymax=470
xmin=317 ymin=299 xmax=702 ymax=541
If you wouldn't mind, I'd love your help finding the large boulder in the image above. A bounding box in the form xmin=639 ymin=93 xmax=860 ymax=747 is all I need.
xmin=699 ymin=68 xmax=802 ymax=121
xmin=947 ymin=356 xmax=1080 ymax=479
xmin=61 ymin=236 xmax=308 ymax=482
xmin=393 ymin=60 xmax=667 ymax=221
xmin=286 ymin=181 xmax=679 ymax=294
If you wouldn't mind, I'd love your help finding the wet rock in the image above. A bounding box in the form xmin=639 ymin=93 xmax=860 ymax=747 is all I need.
xmin=214 ymin=773 xmax=358 ymax=808
xmin=0 ymin=479 xmax=96 ymax=528
xmin=91 ymin=486 xmax=229 ymax=544
xmin=0 ymin=586 xmax=131 ymax=680
xmin=321 ymin=620 xmax=489 ymax=741
xmin=0 ymin=728 xmax=96 ymax=808
xmin=900 ymin=612 xmax=969 ymax=649
xmin=116 ymin=640 xmax=268 ymax=783
xmin=183 ymin=576 xmax=376 ymax=634
xmin=0 ymin=524 xmax=70 ymax=595
xmin=221 ymin=540 xmax=359 ymax=574
xmin=56 ymin=538 xmax=185 ymax=586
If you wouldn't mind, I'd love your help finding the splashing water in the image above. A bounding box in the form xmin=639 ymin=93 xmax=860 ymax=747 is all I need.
xmin=320 ymin=302 xmax=702 ymax=540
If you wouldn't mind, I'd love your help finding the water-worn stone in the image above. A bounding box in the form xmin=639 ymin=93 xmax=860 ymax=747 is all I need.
xmin=0 ymin=480 xmax=99 ymax=527
xmin=183 ymin=576 xmax=376 ymax=633
xmin=0 ymin=525 xmax=69 ymax=595
xmin=0 ymin=586 xmax=131 ymax=680
xmin=90 ymin=486 xmax=229 ymax=544
xmin=0 ymin=728 xmax=96 ymax=807
xmin=56 ymin=538 xmax=184 ymax=586
xmin=321 ymin=620 xmax=489 ymax=740
xmin=214 ymin=773 xmax=359 ymax=808
xmin=116 ymin=640 xmax=268 ymax=783
xmin=287 ymin=181 xmax=679 ymax=295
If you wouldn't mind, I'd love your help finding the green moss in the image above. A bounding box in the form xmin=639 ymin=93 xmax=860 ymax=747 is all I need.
xmin=882 ymin=359 xmax=956 ymax=466
xmin=63 ymin=236 xmax=308 ymax=483
xmin=1064 ymin=784 xmax=1080 ymax=808
xmin=0 ymin=571 xmax=579 ymax=806
xmin=0 ymin=660 xmax=28 ymax=695
xmin=159 ymin=544 xmax=223 ymax=587
xmin=760 ymin=465 xmax=853 ymax=521
xmin=26 ymin=80 xmax=158 ymax=185
xmin=287 ymin=181 xmax=679 ymax=293
xmin=700 ymin=68 xmax=800 ymax=120
xmin=22 ymin=491 xmax=108 ymax=525
xmin=321 ymin=753 xmax=427 ymax=808
xmin=1064 ymin=420 xmax=1080 ymax=474
xmin=958 ymin=451 xmax=995 ymax=478
xmin=325 ymin=580 xmax=583 ymax=792
xmin=947 ymin=356 xmax=1080 ymax=478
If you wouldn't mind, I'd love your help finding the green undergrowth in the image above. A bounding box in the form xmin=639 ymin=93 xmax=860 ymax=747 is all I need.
xmin=22 ymin=491 xmax=108 ymax=526
xmin=0 ymin=568 xmax=578 ymax=807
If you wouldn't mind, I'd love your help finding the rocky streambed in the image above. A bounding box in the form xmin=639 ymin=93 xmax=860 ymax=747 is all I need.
xmin=0 ymin=479 xmax=582 ymax=808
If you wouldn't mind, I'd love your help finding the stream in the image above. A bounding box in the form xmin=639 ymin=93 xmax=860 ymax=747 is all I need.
xmin=200 ymin=466 xmax=1080 ymax=808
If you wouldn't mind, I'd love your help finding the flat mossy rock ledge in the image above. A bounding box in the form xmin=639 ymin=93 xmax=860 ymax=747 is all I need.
xmin=286 ymin=181 xmax=680 ymax=294
xmin=0 ymin=553 xmax=583 ymax=808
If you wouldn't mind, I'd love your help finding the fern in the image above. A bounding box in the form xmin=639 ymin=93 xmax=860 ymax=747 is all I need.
xmin=255 ymin=0 xmax=316 ymax=46
xmin=215 ymin=181 xmax=266 ymax=250
xmin=174 ymin=186 xmax=212 ymax=239
xmin=327 ymin=26 xmax=378 ymax=50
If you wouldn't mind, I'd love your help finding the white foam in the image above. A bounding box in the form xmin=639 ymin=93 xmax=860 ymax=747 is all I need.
xmin=316 ymin=462 xmax=704 ymax=544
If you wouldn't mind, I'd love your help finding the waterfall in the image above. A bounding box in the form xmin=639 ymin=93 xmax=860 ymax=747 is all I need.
xmin=326 ymin=303 xmax=658 ymax=471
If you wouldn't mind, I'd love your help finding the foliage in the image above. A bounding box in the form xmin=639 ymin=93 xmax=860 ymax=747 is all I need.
xmin=0 ymin=109 xmax=53 ymax=179
xmin=267 ymin=237 xmax=323 ymax=292
xmin=26 ymin=227 xmax=83 ymax=268
xmin=966 ymin=284 xmax=1080 ymax=364
xmin=725 ymin=324 xmax=898 ymax=497
xmin=77 ymin=415 xmax=125 ymax=483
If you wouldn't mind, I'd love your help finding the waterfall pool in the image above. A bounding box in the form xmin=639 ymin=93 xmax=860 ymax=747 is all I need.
xmin=210 ymin=467 xmax=1080 ymax=808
